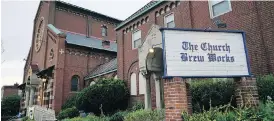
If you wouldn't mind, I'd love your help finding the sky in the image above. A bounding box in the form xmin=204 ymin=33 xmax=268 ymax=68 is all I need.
xmin=1 ymin=0 xmax=149 ymax=88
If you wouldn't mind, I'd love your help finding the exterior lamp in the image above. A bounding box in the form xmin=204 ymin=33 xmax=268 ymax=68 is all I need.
xmin=149 ymin=48 xmax=154 ymax=53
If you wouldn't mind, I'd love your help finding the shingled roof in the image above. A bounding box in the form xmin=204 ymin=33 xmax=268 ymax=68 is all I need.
xmin=115 ymin=0 xmax=164 ymax=30
xmin=65 ymin=32 xmax=117 ymax=52
xmin=84 ymin=58 xmax=117 ymax=80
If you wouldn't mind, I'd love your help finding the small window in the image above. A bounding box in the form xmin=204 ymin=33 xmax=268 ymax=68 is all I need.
xmin=101 ymin=26 xmax=107 ymax=37
xmin=130 ymin=73 xmax=137 ymax=95
xmin=71 ymin=75 xmax=79 ymax=91
xmin=208 ymin=0 xmax=232 ymax=18
xmin=132 ymin=30 xmax=142 ymax=49
xmin=164 ymin=13 xmax=175 ymax=28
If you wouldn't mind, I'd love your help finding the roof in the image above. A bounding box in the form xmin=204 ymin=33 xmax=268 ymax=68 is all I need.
xmin=84 ymin=58 xmax=117 ymax=80
xmin=55 ymin=0 xmax=122 ymax=24
xmin=115 ymin=0 xmax=165 ymax=30
xmin=65 ymin=32 xmax=117 ymax=52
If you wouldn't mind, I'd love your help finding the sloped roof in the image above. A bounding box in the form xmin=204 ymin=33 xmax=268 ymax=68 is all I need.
xmin=115 ymin=0 xmax=164 ymax=30
xmin=65 ymin=32 xmax=117 ymax=52
xmin=84 ymin=58 xmax=117 ymax=80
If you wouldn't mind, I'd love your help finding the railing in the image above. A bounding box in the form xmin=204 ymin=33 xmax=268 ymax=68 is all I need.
xmin=28 ymin=105 xmax=57 ymax=121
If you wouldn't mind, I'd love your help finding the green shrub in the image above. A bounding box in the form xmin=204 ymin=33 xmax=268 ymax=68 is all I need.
xmin=62 ymin=115 xmax=110 ymax=121
xmin=124 ymin=109 xmax=165 ymax=121
xmin=257 ymin=74 xmax=274 ymax=102
xmin=62 ymin=95 xmax=77 ymax=110
xmin=1 ymin=95 xmax=21 ymax=116
xmin=109 ymin=111 xmax=128 ymax=121
xmin=190 ymin=79 xmax=236 ymax=113
xmin=131 ymin=102 xmax=144 ymax=111
xmin=182 ymin=99 xmax=274 ymax=121
xmin=57 ymin=107 xmax=79 ymax=120
xmin=75 ymin=78 xmax=129 ymax=115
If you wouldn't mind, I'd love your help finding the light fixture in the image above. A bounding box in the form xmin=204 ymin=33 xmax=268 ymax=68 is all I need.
xmin=149 ymin=48 xmax=154 ymax=53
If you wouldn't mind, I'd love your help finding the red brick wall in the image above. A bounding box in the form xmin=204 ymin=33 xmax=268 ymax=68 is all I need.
xmin=61 ymin=47 xmax=116 ymax=106
xmin=2 ymin=88 xmax=18 ymax=98
xmin=55 ymin=10 xmax=87 ymax=35
xmin=31 ymin=1 xmax=51 ymax=70
xmin=55 ymin=9 xmax=118 ymax=41
xmin=117 ymin=1 xmax=274 ymax=86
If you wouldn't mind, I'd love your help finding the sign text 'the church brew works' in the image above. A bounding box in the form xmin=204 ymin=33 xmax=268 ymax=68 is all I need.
xmin=160 ymin=28 xmax=251 ymax=77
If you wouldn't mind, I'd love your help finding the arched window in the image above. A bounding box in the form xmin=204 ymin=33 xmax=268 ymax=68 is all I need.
xmin=71 ymin=75 xmax=79 ymax=91
xmin=130 ymin=73 xmax=137 ymax=95
xmin=101 ymin=26 xmax=107 ymax=37
xmin=139 ymin=73 xmax=146 ymax=95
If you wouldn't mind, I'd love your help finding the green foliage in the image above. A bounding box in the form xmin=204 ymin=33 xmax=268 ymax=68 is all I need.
xmin=109 ymin=111 xmax=128 ymax=121
xmin=257 ymin=74 xmax=274 ymax=102
xmin=62 ymin=95 xmax=77 ymax=110
xmin=131 ymin=102 xmax=145 ymax=111
xmin=62 ymin=115 xmax=110 ymax=121
xmin=190 ymin=79 xmax=236 ymax=113
xmin=57 ymin=107 xmax=79 ymax=120
xmin=182 ymin=99 xmax=274 ymax=121
xmin=75 ymin=78 xmax=129 ymax=115
xmin=1 ymin=95 xmax=21 ymax=116
xmin=124 ymin=109 xmax=165 ymax=121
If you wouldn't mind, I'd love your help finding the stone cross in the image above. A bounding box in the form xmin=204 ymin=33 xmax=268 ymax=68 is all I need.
xmin=59 ymin=49 xmax=64 ymax=55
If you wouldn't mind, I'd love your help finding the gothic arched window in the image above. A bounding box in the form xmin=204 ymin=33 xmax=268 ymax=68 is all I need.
xmin=71 ymin=75 xmax=79 ymax=91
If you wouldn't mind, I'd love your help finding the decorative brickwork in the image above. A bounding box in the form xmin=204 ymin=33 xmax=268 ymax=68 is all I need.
xmin=235 ymin=77 xmax=259 ymax=108
xmin=164 ymin=77 xmax=192 ymax=121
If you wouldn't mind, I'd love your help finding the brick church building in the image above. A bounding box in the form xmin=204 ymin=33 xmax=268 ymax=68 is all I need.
xmin=115 ymin=1 xmax=274 ymax=120
xmin=19 ymin=1 xmax=121 ymax=113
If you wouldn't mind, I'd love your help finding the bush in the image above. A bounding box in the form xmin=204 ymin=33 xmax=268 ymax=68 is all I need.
xmin=62 ymin=95 xmax=77 ymax=110
xmin=190 ymin=79 xmax=236 ymax=113
xmin=75 ymin=78 xmax=129 ymax=115
xmin=182 ymin=99 xmax=274 ymax=121
xmin=131 ymin=102 xmax=144 ymax=111
xmin=1 ymin=95 xmax=21 ymax=116
xmin=124 ymin=109 xmax=165 ymax=121
xmin=257 ymin=74 xmax=274 ymax=102
xmin=57 ymin=107 xmax=79 ymax=120
xmin=62 ymin=115 xmax=110 ymax=121
xmin=109 ymin=111 xmax=128 ymax=121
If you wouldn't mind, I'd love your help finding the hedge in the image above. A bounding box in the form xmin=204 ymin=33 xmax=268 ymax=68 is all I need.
xmin=190 ymin=74 xmax=274 ymax=112
xmin=190 ymin=78 xmax=236 ymax=113
xmin=75 ymin=78 xmax=129 ymax=115
xmin=62 ymin=95 xmax=77 ymax=110
xmin=57 ymin=107 xmax=79 ymax=120
xmin=182 ymin=99 xmax=274 ymax=121
xmin=1 ymin=95 xmax=21 ymax=116
xmin=257 ymin=74 xmax=274 ymax=102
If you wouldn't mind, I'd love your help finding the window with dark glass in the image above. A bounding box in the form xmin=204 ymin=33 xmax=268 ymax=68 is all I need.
xmin=101 ymin=26 xmax=107 ymax=37
xmin=71 ymin=75 xmax=79 ymax=91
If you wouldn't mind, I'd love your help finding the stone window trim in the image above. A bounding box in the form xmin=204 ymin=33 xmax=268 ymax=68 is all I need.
xmin=164 ymin=12 xmax=175 ymax=28
xmin=208 ymin=0 xmax=232 ymax=19
xmin=35 ymin=17 xmax=45 ymax=52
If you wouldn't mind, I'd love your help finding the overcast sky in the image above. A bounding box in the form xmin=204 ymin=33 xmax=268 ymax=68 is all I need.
xmin=1 ymin=0 xmax=149 ymax=87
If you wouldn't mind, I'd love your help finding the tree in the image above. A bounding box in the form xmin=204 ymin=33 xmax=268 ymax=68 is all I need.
xmin=1 ymin=95 xmax=21 ymax=116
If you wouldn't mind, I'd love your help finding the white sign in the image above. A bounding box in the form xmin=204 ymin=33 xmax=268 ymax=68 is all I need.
xmin=161 ymin=28 xmax=251 ymax=77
